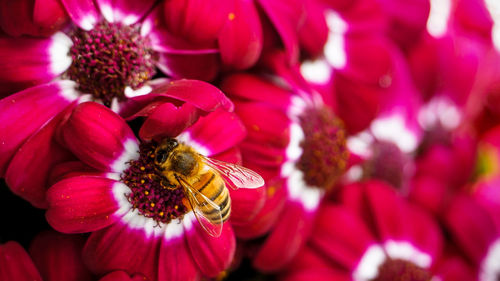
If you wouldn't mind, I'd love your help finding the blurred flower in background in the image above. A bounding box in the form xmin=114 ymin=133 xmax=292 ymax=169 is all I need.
xmin=1 ymin=0 xmax=500 ymax=280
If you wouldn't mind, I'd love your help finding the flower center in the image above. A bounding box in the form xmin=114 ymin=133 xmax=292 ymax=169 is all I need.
xmin=372 ymin=258 xmax=432 ymax=281
xmin=296 ymin=106 xmax=348 ymax=189
xmin=363 ymin=141 xmax=408 ymax=188
xmin=121 ymin=142 xmax=188 ymax=224
xmin=65 ymin=21 xmax=157 ymax=106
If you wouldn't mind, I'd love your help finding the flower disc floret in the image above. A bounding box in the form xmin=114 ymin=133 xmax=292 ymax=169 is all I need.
xmin=372 ymin=258 xmax=432 ymax=281
xmin=121 ymin=141 xmax=187 ymax=224
xmin=297 ymin=106 xmax=348 ymax=189
xmin=65 ymin=21 xmax=157 ymax=106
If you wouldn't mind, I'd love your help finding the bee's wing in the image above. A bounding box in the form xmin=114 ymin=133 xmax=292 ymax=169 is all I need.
xmin=201 ymin=156 xmax=265 ymax=190
xmin=176 ymin=176 xmax=223 ymax=238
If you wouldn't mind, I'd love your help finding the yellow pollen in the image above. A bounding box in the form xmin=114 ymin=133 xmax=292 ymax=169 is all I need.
xmin=267 ymin=186 xmax=276 ymax=197
xmin=228 ymin=12 xmax=235 ymax=20
xmin=150 ymin=203 xmax=155 ymax=207
xmin=141 ymin=179 xmax=145 ymax=184
xmin=144 ymin=191 xmax=149 ymax=195
xmin=174 ymin=205 xmax=178 ymax=210
xmin=159 ymin=212 xmax=164 ymax=216
xmin=140 ymin=166 xmax=145 ymax=171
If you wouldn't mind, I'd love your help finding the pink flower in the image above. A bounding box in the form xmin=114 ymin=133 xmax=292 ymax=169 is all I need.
xmin=0 ymin=230 xmax=92 ymax=281
xmin=44 ymin=101 xmax=264 ymax=280
xmin=221 ymin=52 xmax=349 ymax=272
xmin=0 ymin=78 xmax=230 ymax=209
xmin=281 ymin=180 xmax=472 ymax=281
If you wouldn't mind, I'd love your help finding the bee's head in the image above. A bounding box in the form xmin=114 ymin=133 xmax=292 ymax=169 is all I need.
xmin=154 ymin=138 xmax=179 ymax=167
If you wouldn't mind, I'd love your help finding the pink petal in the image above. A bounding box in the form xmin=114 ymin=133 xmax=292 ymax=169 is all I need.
xmin=162 ymin=0 xmax=229 ymax=43
xmin=217 ymin=0 xmax=263 ymax=70
xmin=60 ymin=0 xmax=99 ymax=30
xmin=445 ymin=194 xmax=498 ymax=264
xmin=0 ymin=34 xmax=72 ymax=89
xmin=232 ymin=179 xmax=287 ymax=238
xmin=185 ymin=221 xmax=236 ymax=277
xmin=297 ymin=0 xmax=328 ymax=57
xmin=84 ymin=223 xmax=161 ymax=281
xmin=29 ymin=230 xmax=93 ymax=281
xmin=33 ymin=0 xmax=70 ymax=35
xmin=158 ymin=237 xmax=199 ymax=281
xmin=253 ymin=201 xmax=315 ymax=272
xmin=435 ymin=254 xmax=477 ymax=281
xmin=183 ymin=110 xmax=246 ymax=156
xmin=140 ymin=102 xmax=202 ymax=141
xmin=256 ymin=0 xmax=302 ymax=63
xmin=48 ymin=161 xmax=105 ymax=186
xmin=156 ymin=52 xmax=220 ymax=81
xmin=5 ymin=103 xmax=76 ymax=209
xmin=0 ymin=81 xmax=79 ymax=176
xmin=228 ymin=182 xmax=266 ymax=225
xmin=99 ymin=271 xmax=149 ymax=281
xmin=61 ymin=102 xmax=138 ymax=172
xmin=405 ymin=204 xmax=443 ymax=262
xmin=221 ymin=73 xmax=291 ymax=109
xmin=147 ymin=23 xmax=219 ymax=54
xmin=310 ymin=204 xmax=376 ymax=271
xmin=0 ymin=241 xmax=42 ymax=281
xmin=149 ymin=79 xmax=233 ymax=113
xmin=46 ymin=176 xmax=122 ymax=233
xmin=96 ymin=0 xmax=155 ymax=25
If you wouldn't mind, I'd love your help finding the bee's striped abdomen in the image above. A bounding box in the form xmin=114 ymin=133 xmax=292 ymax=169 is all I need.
xmin=192 ymin=170 xmax=231 ymax=223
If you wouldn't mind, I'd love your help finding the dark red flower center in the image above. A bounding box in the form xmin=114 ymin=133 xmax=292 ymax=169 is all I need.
xmin=65 ymin=21 xmax=157 ymax=106
xmin=363 ymin=140 xmax=408 ymax=188
xmin=121 ymin=142 xmax=188 ymax=224
xmin=297 ymin=105 xmax=348 ymax=190
xmin=371 ymin=259 xmax=432 ymax=281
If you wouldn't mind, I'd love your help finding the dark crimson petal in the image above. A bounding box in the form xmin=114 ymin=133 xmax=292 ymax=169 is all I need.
xmin=5 ymin=103 xmax=77 ymax=209
xmin=0 ymin=0 xmax=36 ymax=36
xmin=46 ymin=176 xmax=123 ymax=233
xmin=61 ymin=102 xmax=138 ymax=172
xmin=29 ymin=231 xmax=94 ymax=281
xmin=156 ymin=52 xmax=220 ymax=81
xmin=33 ymin=0 xmax=70 ymax=36
xmin=282 ymin=269 xmax=351 ymax=281
xmin=83 ymin=223 xmax=161 ymax=281
xmin=185 ymin=220 xmax=235 ymax=277
xmin=0 ymin=242 xmax=42 ymax=281
xmin=297 ymin=0 xmax=328 ymax=58
xmin=217 ymin=0 xmax=263 ymax=70
xmin=0 ymin=81 xmax=79 ymax=177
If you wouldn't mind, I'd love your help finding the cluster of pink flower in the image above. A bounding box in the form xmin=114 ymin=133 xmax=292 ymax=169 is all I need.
xmin=0 ymin=0 xmax=499 ymax=280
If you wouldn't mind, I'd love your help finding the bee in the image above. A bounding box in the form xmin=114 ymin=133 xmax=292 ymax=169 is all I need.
xmin=153 ymin=138 xmax=264 ymax=237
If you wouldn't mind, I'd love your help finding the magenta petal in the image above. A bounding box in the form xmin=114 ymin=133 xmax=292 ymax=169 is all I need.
xmin=0 ymin=35 xmax=71 ymax=88
xmin=95 ymin=0 xmax=155 ymax=25
xmin=445 ymin=195 xmax=498 ymax=264
xmin=46 ymin=176 xmax=122 ymax=233
xmin=406 ymin=204 xmax=443 ymax=262
xmin=99 ymin=271 xmax=149 ymax=281
xmin=140 ymin=102 xmax=202 ymax=141
xmin=256 ymin=0 xmax=301 ymax=63
xmin=29 ymin=231 xmax=93 ymax=281
xmin=283 ymin=269 xmax=351 ymax=281
xmin=162 ymin=0 xmax=228 ymax=43
xmin=228 ymin=183 xmax=266 ymax=225
xmin=5 ymin=104 xmax=76 ymax=209
xmin=297 ymin=0 xmax=328 ymax=57
xmin=217 ymin=0 xmax=263 ymax=70
xmin=33 ymin=0 xmax=69 ymax=35
xmin=253 ymin=202 xmax=314 ymax=272
xmin=186 ymin=221 xmax=235 ymax=277
xmin=183 ymin=110 xmax=246 ymax=156
xmin=149 ymin=79 xmax=233 ymax=112
xmin=156 ymin=52 xmax=220 ymax=81
xmin=0 ymin=0 xmax=36 ymax=37
xmin=61 ymin=102 xmax=138 ymax=172
xmin=310 ymin=204 xmax=376 ymax=271
xmin=158 ymin=238 xmax=199 ymax=281
xmin=83 ymin=224 xmax=161 ymax=281
xmin=0 ymin=81 xmax=78 ymax=176
xmin=60 ymin=0 xmax=99 ymax=30
xmin=0 ymin=241 xmax=42 ymax=281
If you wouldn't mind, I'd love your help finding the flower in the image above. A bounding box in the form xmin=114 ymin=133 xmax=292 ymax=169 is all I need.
xmin=0 ymin=78 xmax=230 ymax=209
xmin=220 ymin=52 xmax=349 ymax=272
xmin=281 ymin=180 xmax=475 ymax=281
xmin=44 ymin=101 xmax=264 ymax=280
xmin=0 ymin=230 xmax=92 ymax=281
